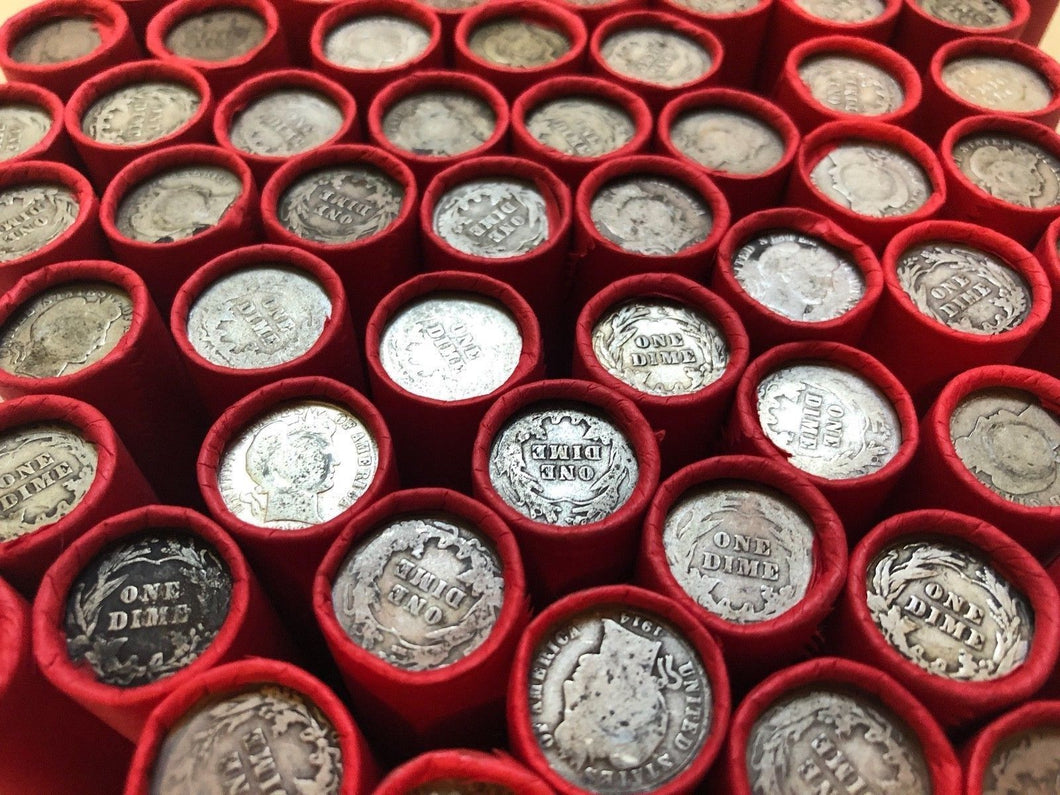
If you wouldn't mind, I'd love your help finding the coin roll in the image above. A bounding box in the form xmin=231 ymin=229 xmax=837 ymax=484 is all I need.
xmin=375 ymin=748 xmax=553 ymax=794
xmin=0 ymin=83 xmax=73 ymax=166
xmin=963 ymin=701 xmax=1060 ymax=793
xmin=1020 ymin=214 xmax=1060 ymax=377
xmin=656 ymin=0 xmax=773 ymax=87
xmin=892 ymin=0 xmax=1029 ymax=72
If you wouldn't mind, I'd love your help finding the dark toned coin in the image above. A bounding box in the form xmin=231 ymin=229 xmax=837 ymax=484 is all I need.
xmin=164 ymin=8 xmax=267 ymax=62
xmin=10 ymin=17 xmax=101 ymax=64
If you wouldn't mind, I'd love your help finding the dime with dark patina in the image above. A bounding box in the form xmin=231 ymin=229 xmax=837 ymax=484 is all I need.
xmin=793 ymin=0 xmax=887 ymax=21
xmin=917 ymin=0 xmax=1012 ymax=27
xmin=64 ymin=531 xmax=232 ymax=687
xmin=382 ymin=91 xmax=495 ymax=157
xmin=668 ymin=0 xmax=760 ymax=13
xmin=952 ymin=134 xmax=1060 ymax=209
xmin=982 ymin=726 xmax=1060 ymax=794
xmin=942 ymin=57 xmax=1052 ymax=113
xmin=163 ymin=8 xmax=267 ymax=62
xmin=9 ymin=17 xmax=101 ymax=64
xmin=432 ymin=179 xmax=549 ymax=258
xmin=116 ymin=165 xmax=242 ymax=243
xmin=590 ymin=175 xmax=712 ymax=256
xmin=525 ymin=96 xmax=635 ymax=159
xmin=0 ymin=104 xmax=53 ymax=162
xmin=408 ymin=782 xmax=514 ymax=795
xmin=322 ymin=15 xmax=432 ymax=70
xmin=277 ymin=165 xmax=405 ymax=244
xmin=669 ymin=108 xmax=785 ymax=176
xmin=467 ymin=18 xmax=570 ymax=68
xmin=228 ymin=90 xmax=344 ymax=157
xmin=0 ymin=183 xmax=78 ymax=262
xmin=798 ymin=55 xmax=905 ymax=116
xmin=81 ymin=82 xmax=201 ymax=146
xmin=810 ymin=142 xmax=931 ymax=217
xmin=599 ymin=28 xmax=712 ymax=87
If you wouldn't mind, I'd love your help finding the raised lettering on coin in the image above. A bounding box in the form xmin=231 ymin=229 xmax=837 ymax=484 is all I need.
xmin=10 ymin=17 xmax=100 ymax=64
xmin=116 ymin=165 xmax=242 ymax=243
xmin=0 ymin=183 xmax=78 ymax=261
xmin=277 ymin=166 xmax=405 ymax=244
xmin=526 ymin=96 xmax=635 ymax=159
xmin=590 ymin=176 xmax=712 ymax=255
xmin=0 ymin=104 xmax=53 ymax=161
xmin=432 ymin=179 xmax=549 ymax=258
xmin=600 ymin=28 xmax=712 ymax=87
xmin=229 ymin=90 xmax=345 ymax=157
xmin=951 ymin=134 xmax=1060 ymax=209
xmin=382 ymin=91 xmax=495 ymax=157
xmin=163 ymin=8 xmax=267 ymax=62
xmin=798 ymin=55 xmax=905 ymax=116
xmin=467 ymin=19 xmax=570 ymax=68
xmin=983 ymin=726 xmax=1060 ymax=794
xmin=81 ymin=83 xmax=201 ymax=146
xmin=810 ymin=142 xmax=931 ymax=217
xmin=322 ymin=15 xmax=431 ymax=69
xmin=942 ymin=56 xmax=1052 ymax=112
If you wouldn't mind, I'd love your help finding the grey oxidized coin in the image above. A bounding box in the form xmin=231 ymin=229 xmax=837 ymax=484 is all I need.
xmin=917 ymin=0 xmax=1012 ymax=27
xmin=747 ymin=687 xmax=932 ymax=794
xmin=81 ymin=82 xmax=201 ymax=146
xmin=378 ymin=291 xmax=522 ymax=401
xmin=866 ymin=539 xmax=1033 ymax=681
xmin=896 ymin=242 xmax=1031 ymax=335
xmin=952 ymin=134 xmax=1060 ymax=209
xmin=983 ymin=726 xmax=1060 ymax=794
xmin=793 ymin=0 xmax=887 ymax=21
xmin=150 ymin=684 xmax=343 ymax=794
xmin=278 ymin=165 xmax=404 ymax=244
xmin=669 ymin=108 xmax=785 ymax=176
xmin=942 ymin=56 xmax=1052 ymax=112
xmin=323 ymin=15 xmax=431 ymax=70
xmin=798 ymin=55 xmax=905 ymax=116
xmin=0 ymin=183 xmax=78 ymax=261
xmin=217 ymin=399 xmax=379 ymax=530
xmin=528 ymin=606 xmax=711 ymax=793
xmin=591 ymin=175 xmax=712 ymax=256
xmin=600 ymin=28 xmax=712 ymax=87
xmin=229 ymin=89 xmax=344 ymax=157
xmin=591 ymin=298 xmax=730 ymax=396
xmin=408 ymin=782 xmax=514 ymax=795
xmin=64 ymin=531 xmax=232 ymax=687
xmin=0 ymin=103 xmax=53 ymax=161
xmin=0 ymin=423 xmax=97 ymax=543
xmin=810 ymin=143 xmax=931 ymax=217
xmin=488 ymin=402 xmax=638 ymax=526
xmin=163 ymin=8 xmax=267 ymax=62
xmin=416 ymin=0 xmax=483 ymax=9
xmin=950 ymin=387 xmax=1060 ymax=508
xmin=432 ymin=179 xmax=549 ymax=259
xmin=525 ymin=96 xmax=635 ymax=159
xmin=0 ymin=282 xmax=132 ymax=378
xmin=467 ymin=19 xmax=570 ymax=69
xmin=9 ymin=17 xmax=101 ymax=64
xmin=186 ymin=265 xmax=332 ymax=370
xmin=668 ymin=0 xmax=760 ymax=14
xmin=116 ymin=165 xmax=242 ymax=243
xmin=331 ymin=513 xmax=505 ymax=671
xmin=382 ymin=91 xmax=495 ymax=157
xmin=757 ymin=362 xmax=902 ymax=480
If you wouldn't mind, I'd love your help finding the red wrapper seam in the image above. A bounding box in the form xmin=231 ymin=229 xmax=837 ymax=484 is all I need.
xmin=0 ymin=83 xmax=73 ymax=165
xmin=375 ymin=749 xmax=553 ymax=794
xmin=962 ymin=700 xmax=1060 ymax=792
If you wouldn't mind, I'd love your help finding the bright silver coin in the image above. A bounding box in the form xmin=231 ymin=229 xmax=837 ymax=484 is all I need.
xmin=917 ymin=0 xmax=1012 ymax=27
xmin=670 ymin=108 xmax=785 ymax=175
xmin=116 ymin=165 xmax=242 ymax=243
xmin=942 ymin=56 xmax=1052 ymax=112
xmin=0 ymin=183 xmax=78 ymax=262
xmin=590 ymin=175 xmax=712 ymax=256
xmin=228 ymin=89 xmax=344 ymax=157
xmin=277 ymin=165 xmax=405 ymax=244
xmin=81 ymin=82 xmax=200 ymax=146
xmin=0 ymin=104 xmax=52 ymax=161
xmin=600 ymin=28 xmax=712 ymax=87
xmin=983 ymin=726 xmax=1060 ymax=795
xmin=793 ymin=0 xmax=887 ymax=21
xmin=798 ymin=55 xmax=905 ymax=116
xmin=467 ymin=19 xmax=570 ymax=68
xmin=810 ymin=142 xmax=931 ymax=217
xmin=951 ymin=134 xmax=1060 ymax=209
xmin=9 ymin=17 xmax=100 ymax=64
xmin=668 ymin=0 xmax=760 ymax=13
xmin=525 ymin=96 xmax=635 ymax=159
xmin=382 ymin=91 xmax=495 ymax=157
xmin=432 ymin=179 xmax=549 ymax=259
xmin=163 ymin=8 xmax=267 ymax=62
xmin=323 ymin=15 xmax=431 ymax=70
xmin=408 ymin=782 xmax=514 ymax=795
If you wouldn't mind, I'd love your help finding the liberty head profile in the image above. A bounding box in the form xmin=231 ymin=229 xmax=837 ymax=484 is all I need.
xmin=245 ymin=415 xmax=338 ymax=526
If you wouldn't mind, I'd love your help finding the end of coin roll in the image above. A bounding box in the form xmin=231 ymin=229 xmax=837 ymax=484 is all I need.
xmin=656 ymin=0 xmax=773 ymax=88
xmin=1020 ymin=214 xmax=1060 ymax=377
xmin=892 ymin=0 xmax=1028 ymax=73
xmin=375 ymin=748 xmax=553 ymax=794
xmin=0 ymin=83 xmax=75 ymax=166
xmin=963 ymin=701 xmax=1060 ymax=792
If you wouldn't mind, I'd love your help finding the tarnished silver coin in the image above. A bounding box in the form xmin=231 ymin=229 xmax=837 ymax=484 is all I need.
xmin=277 ymin=165 xmax=405 ymax=244
xmin=0 ymin=104 xmax=53 ymax=161
xmin=467 ymin=18 xmax=570 ymax=68
xmin=867 ymin=539 xmax=1033 ymax=681
xmin=331 ymin=513 xmax=505 ymax=671
xmin=379 ymin=291 xmax=522 ymax=401
xmin=0 ymin=282 xmax=132 ymax=378
xmin=950 ymin=387 xmax=1060 ymax=508
xmin=798 ymin=55 xmax=905 ymax=116
xmin=757 ymin=362 xmax=902 ymax=480
xmin=488 ymin=402 xmax=638 ymax=526
xmin=382 ymin=91 xmax=495 ymax=157
xmin=793 ymin=0 xmax=887 ymax=21
xmin=668 ymin=0 xmax=760 ymax=14
xmin=151 ymin=684 xmax=343 ymax=794
xmin=116 ymin=165 xmax=242 ymax=243
xmin=590 ymin=175 xmax=712 ymax=256
xmin=64 ymin=531 xmax=232 ymax=687
xmin=951 ymin=134 xmax=1060 ymax=209
xmin=217 ymin=399 xmax=379 ymax=530
xmin=9 ymin=17 xmax=101 ymax=64
xmin=942 ymin=56 xmax=1052 ymax=112
xmin=747 ymin=687 xmax=932 ymax=794
xmin=408 ymin=782 xmax=514 ymax=795
xmin=983 ymin=726 xmax=1060 ymax=794
xmin=415 ymin=0 xmax=483 ymax=9
xmin=81 ymin=82 xmax=201 ymax=146
xmin=669 ymin=108 xmax=785 ymax=175
xmin=917 ymin=0 xmax=1012 ymax=27
xmin=896 ymin=242 xmax=1031 ymax=335
xmin=527 ymin=606 xmax=711 ymax=793
xmin=186 ymin=266 xmax=332 ymax=370
xmin=0 ymin=423 xmax=97 ymax=542
xmin=663 ymin=482 xmax=815 ymax=623
xmin=599 ymin=28 xmax=712 ymax=87
xmin=0 ymin=183 xmax=78 ymax=262
xmin=228 ymin=89 xmax=344 ymax=157
xmin=810 ymin=142 xmax=931 ymax=217
xmin=163 ymin=8 xmax=267 ymax=62
xmin=591 ymin=298 xmax=729 ymax=396
xmin=525 ymin=96 xmax=635 ymax=159
xmin=432 ymin=179 xmax=549 ymax=259
xmin=323 ymin=15 xmax=431 ymax=70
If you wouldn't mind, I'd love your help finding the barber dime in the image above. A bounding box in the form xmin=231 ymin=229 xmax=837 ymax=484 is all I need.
xmin=81 ymin=82 xmax=200 ymax=146
xmin=983 ymin=726 xmax=1060 ymax=794
xmin=798 ymin=55 xmax=905 ymax=116
xmin=917 ymin=0 xmax=1012 ymax=27
xmin=942 ymin=57 xmax=1052 ymax=112
xmin=278 ymin=165 xmax=405 ymax=244
xmin=0 ymin=104 xmax=53 ymax=161
xmin=323 ymin=15 xmax=431 ymax=69
xmin=793 ymin=0 xmax=886 ymax=21
xmin=810 ymin=142 xmax=931 ymax=217
xmin=951 ymin=134 xmax=1060 ymax=209
xmin=591 ymin=176 xmax=712 ymax=255
xmin=599 ymin=28 xmax=712 ymax=86
xmin=382 ymin=91 xmax=495 ymax=157
xmin=229 ymin=90 xmax=344 ymax=157
xmin=10 ymin=17 xmax=101 ymax=64
xmin=525 ymin=97 xmax=635 ymax=158
xmin=432 ymin=179 xmax=549 ymax=258
xmin=467 ymin=18 xmax=570 ymax=68
xmin=116 ymin=165 xmax=242 ymax=243
xmin=164 ymin=8 xmax=267 ymax=61
xmin=0 ymin=183 xmax=78 ymax=261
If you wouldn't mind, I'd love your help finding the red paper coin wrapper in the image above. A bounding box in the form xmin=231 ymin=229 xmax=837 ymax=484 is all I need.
xmin=364 ymin=270 xmax=544 ymax=491
xmin=656 ymin=0 xmax=772 ymax=87
xmin=31 ymin=504 xmax=294 ymax=740
xmin=507 ymin=584 xmax=731 ymax=794
xmin=832 ymin=509 xmax=1060 ymax=728
xmin=892 ymin=0 xmax=1029 ymax=71
xmin=0 ymin=82 xmax=75 ymax=166
xmin=0 ymin=576 xmax=134 ymax=794
xmin=571 ymin=272 xmax=750 ymax=473
xmin=0 ymin=260 xmax=209 ymax=506
xmin=963 ymin=701 xmax=1060 ymax=792
xmin=124 ymin=658 xmax=378 ymax=795
xmin=470 ymin=379 xmax=661 ymax=602
xmin=375 ymin=749 xmax=553 ymax=794
xmin=314 ymin=488 xmax=531 ymax=753
xmin=1022 ymin=213 xmax=1060 ymax=377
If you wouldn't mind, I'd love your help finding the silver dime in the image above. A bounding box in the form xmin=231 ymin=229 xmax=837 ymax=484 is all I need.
xmin=747 ymin=687 xmax=932 ymax=794
xmin=64 ymin=531 xmax=232 ymax=687
xmin=950 ymin=387 xmax=1060 ymax=508
xmin=866 ymin=539 xmax=1033 ymax=681
xmin=793 ymin=0 xmax=887 ymax=21
xmin=277 ymin=166 xmax=404 ymax=244
xmin=525 ymin=96 xmax=635 ymax=159
xmin=756 ymin=362 xmax=902 ymax=480
xmin=116 ymin=165 xmax=242 ymax=243
xmin=668 ymin=0 xmax=760 ymax=14
xmin=810 ymin=143 xmax=931 ymax=217
xmin=378 ymin=291 xmax=522 ymax=401
xmin=186 ymin=265 xmax=332 ymax=370
xmin=951 ymin=134 xmax=1060 ymax=209
xmin=896 ymin=242 xmax=1031 ymax=335
xmin=331 ymin=513 xmax=505 ymax=671
xmin=599 ymin=28 xmax=712 ymax=87
xmin=467 ymin=19 xmax=571 ymax=69
xmin=228 ymin=89 xmax=344 ymax=157
xmin=382 ymin=91 xmax=495 ymax=157
xmin=163 ymin=8 xmax=267 ymax=62
xmin=527 ymin=606 xmax=711 ymax=793
xmin=0 ymin=282 xmax=132 ymax=378
xmin=432 ymin=179 xmax=549 ymax=259
xmin=798 ymin=55 xmax=905 ymax=117
xmin=416 ymin=0 xmax=483 ymax=9
xmin=0 ymin=423 xmax=97 ymax=542
xmin=0 ymin=183 xmax=78 ymax=262
xmin=322 ymin=15 xmax=431 ymax=70
xmin=591 ymin=298 xmax=730 ymax=396
xmin=669 ymin=109 xmax=786 ymax=175
xmin=408 ymin=782 xmax=514 ymax=795
xmin=216 ymin=399 xmax=379 ymax=530
xmin=81 ymin=82 xmax=201 ymax=146
xmin=983 ymin=726 xmax=1060 ymax=794
xmin=150 ymin=684 xmax=343 ymax=794
xmin=590 ymin=175 xmax=712 ymax=256
xmin=9 ymin=17 xmax=101 ymax=64
xmin=917 ymin=0 xmax=1012 ymax=27
xmin=942 ymin=57 xmax=1052 ymax=112
xmin=488 ymin=402 xmax=638 ymax=526
xmin=0 ymin=103 xmax=53 ymax=162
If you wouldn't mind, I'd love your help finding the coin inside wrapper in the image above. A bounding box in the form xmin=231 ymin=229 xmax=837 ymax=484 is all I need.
xmin=668 ymin=0 xmax=760 ymax=14
xmin=331 ymin=512 xmax=505 ymax=671
xmin=798 ymin=55 xmax=905 ymax=117
xmin=277 ymin=165 xmax=405 ymax=245
xmin=432 ymin=179 xmax=550 ymax=259
xmin=669 ymin=108 xmax=785 ymax=176
xmin=466 ymin=18 xmax=571 ymax=69
xmin=382 ymin=90 xmax=496 ymax=158
xmin=163 ymin=8 xmax=267 ymax=62
xmin=0 ymin=183 xmax=79 ymax=262
xmin=0 ymin=102 xmax=53 ymax=162
xmin=323 ymin=15 xmax=432 ymax=70
xmin=228 ymin=89 xmax=345 ymax=158
xmin=746 ymin=687 xmax=932 ymax=794
xmin=792 ymin=0 xmax=887 ymax=22
xmin=951 ymin=133 xmax=1060 ymax=209
xmin=982 ymin=725 xmax=1060 ymax=794
xmin=916 ymin=0 xmax=1012 ymax=28
xmin=941 ymin=57 xmax=1053 ymax=113
xmin=63 ymin=531 xmax=232 ymax=687
xmin=115 ymin=165 xmax=243 ymax=244
xmin=810 ymin=142 xmax=931 ymax=218
xmin=525 ymin=96 xmax=635 ymax=159
xmin=9 ymin=17 xmax=101 ymax=64
xmin=416 ymin=0 xmax=484 ymax=9
xmin=186 ymin=266 xmax=332 ymax=370
xmin=378 ymin=291 xmax=522 ymax=400
xmin=526 ymin=605 xmax=712 ymax=792
xmin=599 ymin=28 xmax=712 ymax=87
xmin=81 ymin=82 xmax=201 ymax=147
xmin=590 ymin=175 xmax=713 ymax=256
xmin=408 ymin=781 xmax=515 ymax=795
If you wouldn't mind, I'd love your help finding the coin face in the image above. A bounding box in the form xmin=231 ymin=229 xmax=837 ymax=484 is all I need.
xmin=590 ymin=175 xmax=712 ymax=256
xmin=382 ymin=91 xmax=496 ymax=157
xmin=0 ymin=423 xmax=97 ymax=542
xmin=600 ymin=28 xmax=712 ymax=87
xmin=150 ymin=684 xmax=343 ymax=794
xmin=415 ymin=0 xmax=483 ymax=9
xmin=186 ymin=266 xmax=332 ymax=370
xmin=525 ymin=96 xmax=635 ymax=159
xmin=0 ymin=282 xmax=133 ymax=378
xmin=9 ymin=17 xmax=101 ymax=64
xmin=277 ymin=166 xmax=405 ymax=244
xmin=670 ymin=108 xmax=786 ymax=175
xmin=798 ymin=55 xmax=905 ymax=116
xmin=331 ymin=513 xmax=505 ymax=671
xmin=917 ymin=0 xmax=1012 ymax=27
xmin=229 ymin=89 xmax=344 ymax=157
xmin=64 ymin=531 xmax=232 ymax=687
xmin=591 ymin=298 xmax=730 ymax=396
xmin=668 ymin=0 xmax=761 ymax=14
xmin=952 ymin=134 xmax=1060 ymax=209
xmin=432 ymin=179 xmax=549 ymax=259
xmin=950 ymin=387 xmax=1060 ymax=508
xmin=116 ymin=165 xmax=242 ymax=243
xmin=163 ymin=8 xmax=267 ymax=62
xmin=793 ymin=0 xmax=887 ymax=21
xmin=323 ymin=15 xmax=431 ymax=70
xmin=747 ymin=687 xmax=932 ymax=794
xmin=379 ymin=291 xmax=522 ymax=401
xmin=467 ymin=18 xmax=570 ymax=68
xmin=527 ymin=605 xmax=712 ymax=793
xmin=810 ymin=142 xmax=931 ymax=217
xmin=408 ymin=782 xmax=514 ymax=795
xmin=983 ymin=726 xmax=1060 ymax=795
xmin=0 ymin=103 xmax=52 ymax=161
xmin=0 ymin=184 xmax=78 ymax=262
xmin=942 ymin=57 xmax=1052 ymax=113
xmin=81 ymin=82 xmax=201 ymax=146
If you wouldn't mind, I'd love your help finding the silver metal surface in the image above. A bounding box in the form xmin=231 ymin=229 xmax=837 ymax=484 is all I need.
xmin=407 ymin=782 xmax=514 ymax=795
xmin=0 ymin=184 xmax=78 ymax=261
xmin=952 ymin=134 xmax=1060 ymax=209
xmin=163 ymin=8 xmax=267 ymax=62
xmin=382 ymin=91 xmax=495 ymax=157
xmin=792 ymin=0 xmax=887 ymax=21
xmin=917 ymin=0 xmax=1012 ymax=27
xmin=525 ymin=96 xmax=635 ymax=159
xmin=942 ymin=56 xmax=1052 ymax=112
xmin=432 ymin=179 xmax=549 ymax=259
xmin=669 ymin=108 xmax=785 ymax=175
xmin=810 ymin=142 xmax=931 ymax=217
xmin=668 ymin=0 xmax=760 ymax=13
xmin=0 ymin=103 xmax=52 ymax=161
xmin=228 ymin=89 xmax=344 ymax=157
xmin=798 ymin=55 xmax=905 ymax=116
xmin=599 ymin=28 xmax=712 ymax=87
xmin=9 ymin=17 xmax=100 ymax=64
xmin=81 ymin=82 xmax=201 ymax=146
xmin=590 ymin=175 xmax=712 ymax=256
xmin=415 ymin=0 xmax=483 ymax=9
xmin=115 ymin=165 xmax=242 ymax=243
xmin=323 ymin=15 xmax=431 ymax=69
xmin=983 ymin=727 xmax=1060 ymax=795
xmin=466 ymin=19 xmax=571 ymax=68
xmin=277 ymin=165 xmax=405 ymax=244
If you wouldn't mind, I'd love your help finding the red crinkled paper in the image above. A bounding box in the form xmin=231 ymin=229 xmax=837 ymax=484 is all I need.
xmin=0 ymin=82 xmax=74 ymax=165
xmin=962 ymin=700 xmax=1060 ymax=792
xmin=893 ymin=0 xmax=1028 ymax=71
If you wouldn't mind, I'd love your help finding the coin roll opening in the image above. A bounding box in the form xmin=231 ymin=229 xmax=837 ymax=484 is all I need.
xmin=892 ymin=0 xmax=1029 ymax=72
xmin=0 ymin=83 xmax=72 ymax=166
xmin=375 ymin=749 xmax=553 ymax=794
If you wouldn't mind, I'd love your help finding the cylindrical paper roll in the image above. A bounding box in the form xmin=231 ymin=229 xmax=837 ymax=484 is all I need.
xmin=655 ymin=0 xmax=773 ymax=87
xmin=0 ymin=83 xmax=74 ymax=165
xmin=375 ymin=749 xmax=553 ymax=794
xmin=893 ymin=0 xmax=1028 ymax=72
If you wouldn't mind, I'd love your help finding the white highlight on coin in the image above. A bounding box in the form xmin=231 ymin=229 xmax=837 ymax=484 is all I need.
xmin=669 ymin=108 xmax=786 ymax=175
xmin=432 ymin=179 xmax=550 ymax=259
xmin=81 ymin=83 xmax=201 ymax=146
xmin=600 ymin=28 xmax=712 ymax=87
xmin=229 ymin=89 xmax=345 ymax=157
xmin=798 ymin=54 xmax=905 ymax=116
xmin=323 ymin=15 xmax=432 ymax=69
xmin=277 ymin=165 xmax=406 ymax=244
xmin=810 ymin=142 xmax=931 ymax=217
xmin=382 ymin=91 xmax=496 ymax=157
xmin=467 ymin=18 xmax=571 ymax=68
xmin=942 ymin=56 xmax=1053 ymax=112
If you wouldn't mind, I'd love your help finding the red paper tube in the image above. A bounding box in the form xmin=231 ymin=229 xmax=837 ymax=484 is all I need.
xmin=0 ymin=83 xmax=75 ymax=166
xmin=892 ymin=0 xmax=1028 ymax=72
xmin=833 ymin=509 xmax=1060 ymax=727
xmin=124 ymin=658 xmax=378 ymax=795
xmin=0 ymin=0 xmax=140 ymax=101
xmin=364 ymin=270 xmax=544 ymax=491
xmin=375 ymin=749 xmax=553 ymax=794
xmin=712 ymin=656 xmax=962 ymax=794
xmin=1023 ymin=0 xmax=1058 ymax=43
xmin=963 ymin=701 xmax=1060 ymax=792
xmin=508 ymin=584 xmax=731 ymax=794
xmin=32 ymin=504 xmax=294 ymax=740
xmin=655 ymin=0 xmax=773 ymax=87
xmin=656 ymin=88 xmax=800 ymax=220
xmin=571 ymin=272 xmax=750 ymax=473
xmin=470 ymin=379 xmax=661 ymax=602
xmin=0 ymin=577 xmax=133 ymax=794
xmin=1021 ymin=213 xmax=1060 ymax=377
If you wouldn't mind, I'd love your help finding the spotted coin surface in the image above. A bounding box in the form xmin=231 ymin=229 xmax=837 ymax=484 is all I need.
xmin=0 ymin=104 xmax=52 ymax=161
xmin=600 ymin=28 xmax=712 ymax=87
xmin=952 ymin=134 xmax=1060 ymax=209
xmin=942 ymin=57 xmax=1053 ymax=112
xmin=668 ymin=0 xmax=760 ymax=13
xmin=793 ymin=0 xmax=887 ymax=21
xmin=0 ymin=183 xmax=78 ymax=262
xmin=81 ymin=82 xmax=201 ymax=146
xmin=669 ymin=108 xmax=785 ymax=175
xmin=382 ymin=91 xmax=495 ymax=157
xmin=229 ymin=89 xmax=344 ymax=157
xmin=10 ymin=17 xmax=101 ymax=64
xmin=277 ymin=165 xmax=405 ymax=244
xmin=917 ymin=0 xmax=1012 ymax=27
xmin=798 ymin=55 xmax=905 ymax=116
xmin=433 ymin=179 xmax=549 ymax=258
xmin=116 ymin=165 xmax=242 ymax=243
xmin=163 ymin=8 xmax=267 ymax=62
xmin=323 ymin=15 xmax=431 ymax=69
xmin=590 ymin=175 xmax=712 ymax=256
xmin=467 ymin=18 xmax=570 ymax=68
xmin=983 ymin=726 xmax=1060 ymax=794
xmin=525 ymin=96 xmax=635 ymax=159
xmin=810 ymin=142 xmax=931 ymax=217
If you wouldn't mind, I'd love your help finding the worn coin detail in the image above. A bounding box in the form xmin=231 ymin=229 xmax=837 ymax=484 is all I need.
xmin=525 ymin=96 xmax=635 ymax=159
xmin=323 ymin=15 xmax=431 ymax=69
xmin=668 ymin=0 xmax=760 ymax=13
xmin=0 ymin=104 xmax=52 ymax=161
xmin=917 ymin=0 xmax=1012 ymax=27
xmin=0 ymin=183 xmax=78 ymax=261
xmin=798 ymin=55 xmax=905 ymax=116
xmin=467 ymin=18 xmax=570 ymax=68
xmin=670 ymin=108 xmax=785 ymax=175
xmin=600 ymin=28 xmax=712 ymax=87
xmin=983 ymin=726 xmax=1060 ymax=795
xmin=590 ymin=175 xmax=712 ymax=256
xmin=433 ymin=179 xmax=549 ymax=258
xmin=116 ymin=165 xmax=242 ymax=243
xmin=793 ymin=0 xmax=887 ymax=21
xmin=163 ymin=8 xmax=266 ymax=62
xmin=810 ymin=142 xmax=931 ymax=217
xmin=383 ymin=91 xmax=495 ymax=157
xmin=278 ymin=165 xmax=405 ymax=244
xmin=81 ymin=82 xmax=200 ymax=146
xmin=408 ymin=782 xmax=514 ymax=795
xmin=942 ymin=56 xmax=1052 ymax=112
xmin=229 ymin=89 xmax=344 ymax=157
xmin=952 ymin=134 xmax=1060 ymax=209
xmin=10 ymin=17 xmax=101 ymax=64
